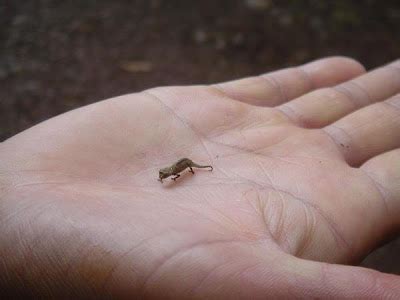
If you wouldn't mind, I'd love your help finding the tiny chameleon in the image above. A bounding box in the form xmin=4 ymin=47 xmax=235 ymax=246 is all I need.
xmin=158 ymin=158 xmax=213 ymax=182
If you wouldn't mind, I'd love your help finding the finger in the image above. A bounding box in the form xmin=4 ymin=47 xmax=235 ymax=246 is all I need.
xmin=279 ymin=59 xmax=400 ymax=128
xmin=323 ymin=94 xmax=400 ymax=166
xmin=361 ymin=149 xmax=400 ymax=233
xmin=212 ymin=57 xmax=365 ymax=106
xmin=292 ymin=258 xmax=400 ymax=298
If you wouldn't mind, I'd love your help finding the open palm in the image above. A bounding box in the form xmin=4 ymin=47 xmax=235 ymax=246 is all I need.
xmin=1 ymin=57 xmax=400 ymax=299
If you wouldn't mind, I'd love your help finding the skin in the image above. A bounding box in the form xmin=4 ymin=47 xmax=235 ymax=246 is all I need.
xmin=158 ymin=158 xmax=213 ymax=182
xmin=1 ymin=57 xmax=400 ymax=299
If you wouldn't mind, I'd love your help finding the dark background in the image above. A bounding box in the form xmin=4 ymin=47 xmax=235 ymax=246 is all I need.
xmin=1 ymin=0 xmax=399 ymax=273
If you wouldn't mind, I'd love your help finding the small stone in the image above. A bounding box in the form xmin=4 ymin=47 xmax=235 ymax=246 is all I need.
xmin=232 ymin=33 xmax=244 ymax=46
xmin=215 ymin=37 xmax=226 ymax=50
xmin=194 ymin=29 xmax=208 ymax=44
xmin=279 ymin=14 xmax=293 ymax=27
xmin=119 ymin=61 xmax=153 ymax=72
xmin=245 ymin=0 xmax=271 ymax=10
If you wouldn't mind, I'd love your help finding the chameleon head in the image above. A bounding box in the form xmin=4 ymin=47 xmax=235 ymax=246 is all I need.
xmin=158 ymin=168 xmax=170 ymax=181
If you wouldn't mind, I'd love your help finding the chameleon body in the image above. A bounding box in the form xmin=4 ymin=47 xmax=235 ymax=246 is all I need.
xmin=158 ymin=158 xmax=213 ymax=182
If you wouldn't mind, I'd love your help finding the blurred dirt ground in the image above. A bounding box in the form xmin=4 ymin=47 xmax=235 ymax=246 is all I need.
xmin=1 ymin=0 xmax=399 ymax=273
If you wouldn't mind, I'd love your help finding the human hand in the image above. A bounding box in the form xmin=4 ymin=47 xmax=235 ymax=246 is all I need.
xmin=1 ymin=57 xmax=400 ymax=299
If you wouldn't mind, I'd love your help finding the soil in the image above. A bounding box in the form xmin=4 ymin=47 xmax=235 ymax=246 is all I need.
xmin=1 ymin=0 xmax=400 ymax=274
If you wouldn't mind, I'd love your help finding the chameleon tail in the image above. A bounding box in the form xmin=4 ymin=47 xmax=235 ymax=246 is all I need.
xmin=192 ymin=163 xmax=213 ymax=171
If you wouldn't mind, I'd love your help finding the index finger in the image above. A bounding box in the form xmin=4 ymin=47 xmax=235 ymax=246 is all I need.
xmin=213 ymin=56 xmax=365 ymax=106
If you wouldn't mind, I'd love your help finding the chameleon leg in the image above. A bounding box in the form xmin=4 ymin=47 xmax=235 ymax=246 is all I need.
xmin=189 ymin=167 xmax=195 ymax=174
xmin=172 ymin=174 xmax=180 ymax=181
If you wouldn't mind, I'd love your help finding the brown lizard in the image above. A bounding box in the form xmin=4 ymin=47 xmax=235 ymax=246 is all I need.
xmin=158 ymin=158 xmax=213 ymax=182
